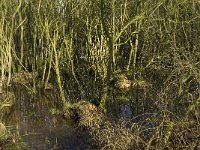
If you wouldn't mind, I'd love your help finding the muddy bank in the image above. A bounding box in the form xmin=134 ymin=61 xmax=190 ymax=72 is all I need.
xmin=63 ymin=100 xmax=135 ymax=150
xmin=0 ymin=71 xmax=199 ymax=150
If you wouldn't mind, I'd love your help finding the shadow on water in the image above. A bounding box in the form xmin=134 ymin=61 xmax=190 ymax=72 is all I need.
xmin=4 ymin=88 xmax=92 ymax=150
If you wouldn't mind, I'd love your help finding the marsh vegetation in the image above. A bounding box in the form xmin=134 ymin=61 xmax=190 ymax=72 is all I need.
xmin=0 ymin=0 xmax=199 ymax=149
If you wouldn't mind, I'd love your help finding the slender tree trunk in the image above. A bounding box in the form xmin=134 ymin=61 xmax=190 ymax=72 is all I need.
xmin=100 ymin=0 xmax=116 ymax=112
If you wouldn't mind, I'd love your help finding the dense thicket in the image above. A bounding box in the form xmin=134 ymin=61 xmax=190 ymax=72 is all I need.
xmin=0 ymin=0 xmax=199 ymax=149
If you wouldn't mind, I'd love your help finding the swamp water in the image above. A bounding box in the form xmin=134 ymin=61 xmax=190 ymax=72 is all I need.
xmin=4 ymin=89 xmax=91 ymax=150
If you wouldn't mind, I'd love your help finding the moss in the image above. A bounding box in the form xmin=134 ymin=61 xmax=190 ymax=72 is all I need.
xmin=63 ymin=100 xmax=104 ymax=126
xmin=0 ymin=122 xmax=28 ymax=150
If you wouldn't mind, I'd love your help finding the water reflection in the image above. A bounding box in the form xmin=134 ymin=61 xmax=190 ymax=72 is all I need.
xmin=5 ymin=90 xmax=75 ymax=150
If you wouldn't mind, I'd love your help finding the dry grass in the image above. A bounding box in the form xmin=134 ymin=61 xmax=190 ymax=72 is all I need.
xmin=75 ymin=110 xmax=199 ymax=150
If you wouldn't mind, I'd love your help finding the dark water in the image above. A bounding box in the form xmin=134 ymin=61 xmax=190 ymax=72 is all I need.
xmin=3 ymin=85 xmax=142 ymax=150
xmin=4 ymin=90 xmax=91 ymax=150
